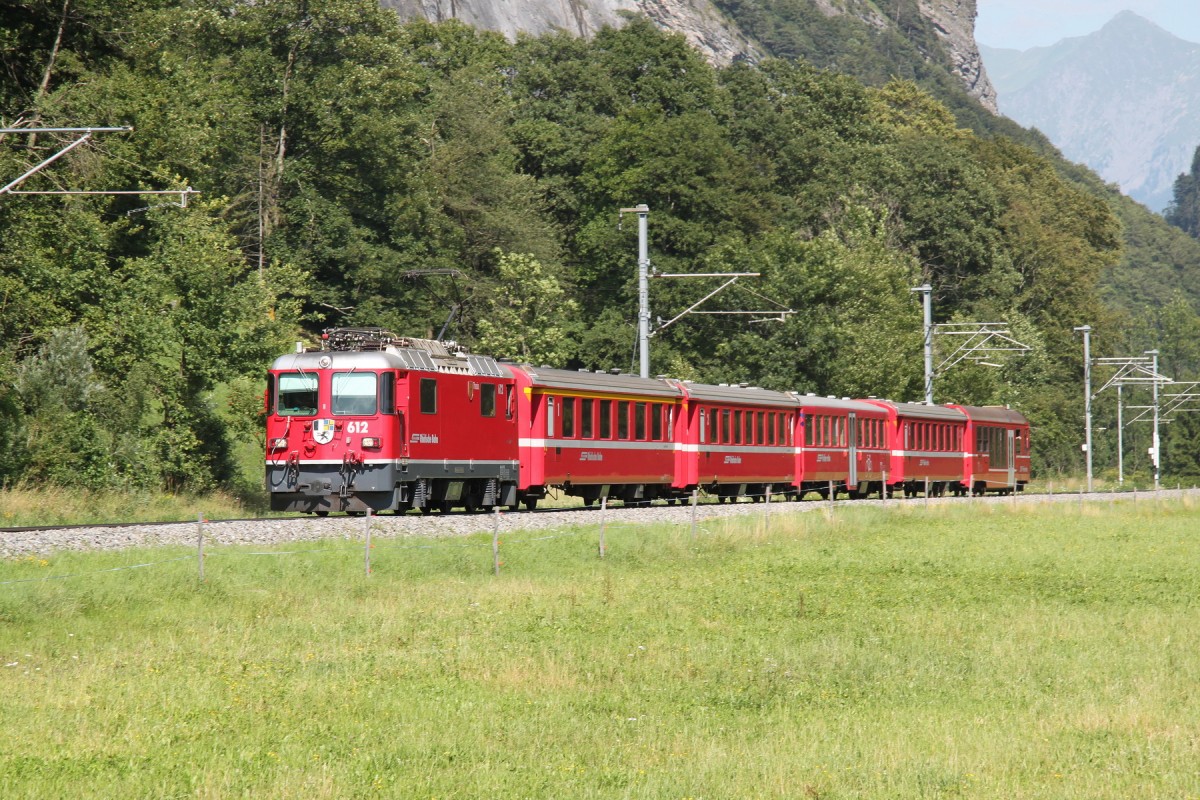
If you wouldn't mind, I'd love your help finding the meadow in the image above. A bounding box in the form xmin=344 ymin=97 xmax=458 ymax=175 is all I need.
xmin=2 ymin=499 xmax=1199 ymax=798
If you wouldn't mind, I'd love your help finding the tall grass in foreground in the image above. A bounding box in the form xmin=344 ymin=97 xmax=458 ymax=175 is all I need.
xmin=2 ymin=501 xmax=1200 ymax=798
xmin=0 ymin=484 xmax=269 ymax=527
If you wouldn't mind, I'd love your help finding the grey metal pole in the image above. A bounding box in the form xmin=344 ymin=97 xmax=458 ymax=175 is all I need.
xmin=1 ymin=133 xmax=93 ymax=195
xmin=1117 ymin=383 xmax=1124 ymax=486
xmin=1075 ymin=326 xmax=1093 ymax=493
xmin=912 ymin=284 xmax=933 ymax=404
xmin=623 ymin=204 xmax=651 ymax=379
xmin=1148 ymin=349 xmax=1160 ymax=490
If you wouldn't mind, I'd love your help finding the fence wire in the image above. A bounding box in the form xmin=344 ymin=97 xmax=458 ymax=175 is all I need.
xmin=4 ymin=487 xmax=1194 ymax=589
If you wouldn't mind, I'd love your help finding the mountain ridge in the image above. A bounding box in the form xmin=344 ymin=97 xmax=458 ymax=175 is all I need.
xmin=982 ymin=11 xmax=1200 ymax=212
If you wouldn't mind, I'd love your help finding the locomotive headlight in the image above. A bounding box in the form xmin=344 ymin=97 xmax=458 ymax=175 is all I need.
xmin=269 ymin=437 xmax=288 ymax=450
xmin=361 ymin=437 xmax=382 ymax=449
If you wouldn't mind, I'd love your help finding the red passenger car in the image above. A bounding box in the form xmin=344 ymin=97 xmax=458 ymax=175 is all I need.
xmin=674 ymin=382 xmax=798 ymax=502
xmin=265 ymin=329 xmax=518 ymax=514
xmin=860 ymin=400 xmax=968 ymax=497
xmin=793 ymin=396 xmax=890 ymax=498
xmin=946 ymin=405 xmax=1031 ymax=495
xmin=509 ymin=366 xmax=683 ymax=507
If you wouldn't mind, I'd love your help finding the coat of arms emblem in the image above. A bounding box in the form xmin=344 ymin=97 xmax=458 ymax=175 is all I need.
xmin=313 ymin=418 xmax=336 ymax=445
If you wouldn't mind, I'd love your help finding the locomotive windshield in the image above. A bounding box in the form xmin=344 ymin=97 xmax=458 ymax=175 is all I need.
xmin=332 ymin=372 xmax=378 ymax=416
xmin=277 ymin=373 xmax=318 ymax=416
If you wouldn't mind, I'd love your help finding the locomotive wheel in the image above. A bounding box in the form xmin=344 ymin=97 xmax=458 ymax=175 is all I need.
xmin=583 ymin=498 xmax=594 ymax=507
xmin=438 ymin=501 xmax=453 ymax=514
xmin=524 ymin=497 xmax=539 ymax=511
xmin=420 ymin=505 xmax=433 ymax=516
xmin=314 ymin=510 xmax=329 ymax=517
xmin=463 ymin=495 xmax=479 ymax=513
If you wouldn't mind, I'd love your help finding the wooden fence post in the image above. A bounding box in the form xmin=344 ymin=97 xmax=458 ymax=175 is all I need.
xmin=599 ymin=496 xmax=607 ymax=558
xmin=197 ymin=514 xmax=205 ymax=583
xmin=364 ymin=508 xmax=373 ymax=576
xmin=492 ymin=506 xmax=501 ymax=576
xmin=690 ymin=488 xmax=698 ymax=540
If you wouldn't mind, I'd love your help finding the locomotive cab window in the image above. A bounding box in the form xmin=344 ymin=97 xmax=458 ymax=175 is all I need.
xmin=380 ymin=373 xmax=396 ymax=415
xmin=277 ymin=372 xmax=318 ymax=416
xmin=332 ymin=373 xmax=377 ymax=416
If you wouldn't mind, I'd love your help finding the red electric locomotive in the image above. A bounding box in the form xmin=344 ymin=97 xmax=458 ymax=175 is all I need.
xmin=793 ymin=395 xmax=890 ymax=498
xmin=946 ymin=404 xmax=1031 ymax=495
xmin=509 ymin=366 xmax=683 ymax=507
xmin=265 ymin=329 xmax=518 ymax=514
xmin=860 ymin=400 xmax=968 ymax=497
xmin=674 ymin=382 xmax=798 ymax=502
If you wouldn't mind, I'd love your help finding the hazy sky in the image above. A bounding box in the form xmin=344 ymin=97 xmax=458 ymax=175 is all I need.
xmin=976 ymin=1 xmax=1200 ymax=50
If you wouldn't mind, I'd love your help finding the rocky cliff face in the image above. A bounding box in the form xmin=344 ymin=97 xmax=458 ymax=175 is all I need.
xmin=381 ymin=0 xmax=760 ymax=66
xmin=809 ymin=0 xmax=996 ymax=112
xmin=382 ymin=0 xmax=995 ymax=111
xmin=918 ymin=0 xmax=997 ymax=112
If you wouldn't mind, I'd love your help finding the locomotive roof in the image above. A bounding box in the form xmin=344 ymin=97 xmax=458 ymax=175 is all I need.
xmin=790 ymin=394 xmax=886 ymax=415
xmin=679 ymin=382 xmax=798 ymax=408
xmin=947 ymin=404 xmax=1029 ymax=425
xmin=270 ymin=347 xmax=506 ymax=377
xmin=859 ymin=399 xmax=968 ymax=422
xmin=513 ymin=366 xmax=683 ymax=398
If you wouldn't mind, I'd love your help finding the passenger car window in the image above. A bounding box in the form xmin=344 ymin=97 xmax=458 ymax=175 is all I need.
xmin=582 ymin=399 xmax=594 ymax=438
xmin=562 ymin=397 xmax=575 ymax=437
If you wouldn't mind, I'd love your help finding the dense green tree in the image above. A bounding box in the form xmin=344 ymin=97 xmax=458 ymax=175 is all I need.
xmin=1165 ymin=145 xmax=1200 ymax=239
xmin=474 ymin=251 xmax=578 ymax=365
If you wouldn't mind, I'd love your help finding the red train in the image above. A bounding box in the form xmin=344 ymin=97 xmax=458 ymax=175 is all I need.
xmin=265 ymin=329 xmax=1030 ymax=514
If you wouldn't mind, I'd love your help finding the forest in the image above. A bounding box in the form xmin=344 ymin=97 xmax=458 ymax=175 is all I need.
xmin=3 ymin=0 xmax=1200 ymax=497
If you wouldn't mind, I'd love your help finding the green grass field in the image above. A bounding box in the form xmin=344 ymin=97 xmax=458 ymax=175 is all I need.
xmin=2 ymin=499 xmax=1200 ymax=798
xmin=0 ymin=484 xmax=271 ymax=528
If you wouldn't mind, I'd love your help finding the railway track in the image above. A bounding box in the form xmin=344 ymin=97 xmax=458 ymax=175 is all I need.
xmin=2 ymin=488 xmax=1194 ymax=559
xmin=2 ymin=484 xmax=1190 ymax=534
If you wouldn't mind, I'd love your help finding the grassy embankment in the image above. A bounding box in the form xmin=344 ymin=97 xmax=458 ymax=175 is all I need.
xmin=2 ymin=499 xmax=1199 ymax=798
xmin=0 ymin=485 xmax=266 ymax=528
